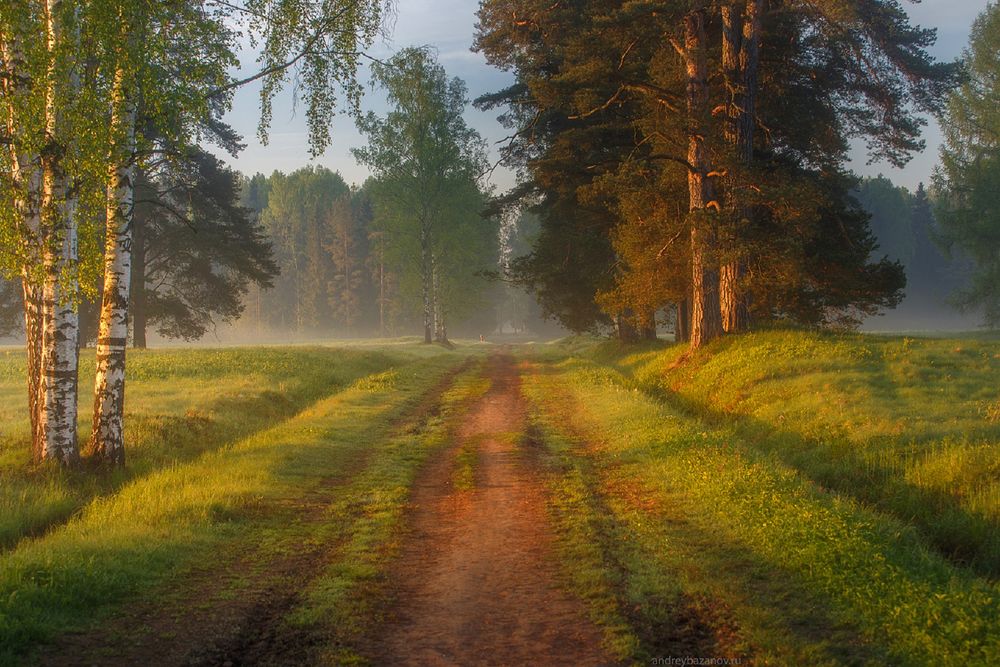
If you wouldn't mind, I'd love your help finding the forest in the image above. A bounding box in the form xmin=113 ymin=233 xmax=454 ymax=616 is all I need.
xmin=2 ymin=1 xmax=1000 ymax=665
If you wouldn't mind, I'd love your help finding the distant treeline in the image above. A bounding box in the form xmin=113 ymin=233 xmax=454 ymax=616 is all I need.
xmin=855 ymin=177 xmax=974 ymax=326
xmin=239 ymin=167 xmax=490 ymax=339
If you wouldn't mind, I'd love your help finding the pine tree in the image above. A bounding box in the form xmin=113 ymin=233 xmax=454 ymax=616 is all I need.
xmin=476 ymin=0 xmax=957 ymax=343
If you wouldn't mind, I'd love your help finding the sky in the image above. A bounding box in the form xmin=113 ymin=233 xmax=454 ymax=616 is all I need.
xmin=215 ymin=0 xmax=991 ymax=194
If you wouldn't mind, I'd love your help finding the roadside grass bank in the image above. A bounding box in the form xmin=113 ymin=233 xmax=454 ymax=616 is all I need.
xmin=522 ymin=351 xmax=1000 ymax=666
xmin=0 ymin=349 xmax=477 ymax=664
xmin=0 ymin=345 xmax=451 ymax=551
xmin=595 ymin=330 xmax=1000 ymax=575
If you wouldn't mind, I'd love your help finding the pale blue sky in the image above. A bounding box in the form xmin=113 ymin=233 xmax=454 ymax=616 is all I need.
xmin=215 ymin=0 xmax=990 ymax=193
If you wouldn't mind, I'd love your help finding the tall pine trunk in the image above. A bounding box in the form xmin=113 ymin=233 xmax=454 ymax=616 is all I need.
xmin=676 ymin=299 xmax=690 ymax=343
xmin=90 ymin=68 xmax=137 ymax=466
xmin=37 ymin=0 xmax=81 ymax=465
xmin=719 ymin=263 xmax=747 ymax=331
xmin=684 ymin=9 xmax=723 ymax=349
xmin=719 ymin=0 xmax=761 ymax=334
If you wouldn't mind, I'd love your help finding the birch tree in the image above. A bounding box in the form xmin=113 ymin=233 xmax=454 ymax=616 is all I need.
xmin=87 ymin=0 xmax=392 ymax=465
xmin=1 ymin=0 xmax=107 ymax=464
xmin=354 ymin=47 xmax=490 ymax=344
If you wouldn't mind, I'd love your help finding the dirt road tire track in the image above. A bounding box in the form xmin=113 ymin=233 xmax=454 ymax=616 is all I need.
xmin=370 ymin=354 xmax=616 ymax=666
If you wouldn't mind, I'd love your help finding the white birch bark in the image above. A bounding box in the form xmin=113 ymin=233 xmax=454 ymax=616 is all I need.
xmin=2 ymin=32 xmax=46 ymax=461
xmin=38 ymin=0 xmax=81 ymax=465
xmin=90 ymin=67 xmax=137 ymax=465
xmin=21 ymin=259 xmax=44 ymax=462
xmin=38 ymin=194 xmax=81 ymax=465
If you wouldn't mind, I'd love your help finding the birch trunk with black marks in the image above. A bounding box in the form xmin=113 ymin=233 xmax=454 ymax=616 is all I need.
xmin=3 ymin=32 xmax=45 ymax=461
xmin=90 ymin=68 xmax=137 ymax=466
xmin=684 ymin=9 xmax=723 ymax=349
xmin=38 ymin=181 xmax=81 ymax=466
xmin=37 ymin=0 xmax=81 ymax=465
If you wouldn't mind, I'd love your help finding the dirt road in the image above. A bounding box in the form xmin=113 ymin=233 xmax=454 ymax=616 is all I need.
xmin=371 ymin=354 xmax=614 ymax=666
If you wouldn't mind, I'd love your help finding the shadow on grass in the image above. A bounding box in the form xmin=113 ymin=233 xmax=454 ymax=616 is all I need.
xmin=522 ymin=405 xmax=892 ymax=666
xmin=0 ymin=351 xmax=406 ymax=552
xmin=575 ymin=347 xmax=1000 ymax=579
xmin=4 ymin=355 xmax=473 ymax=665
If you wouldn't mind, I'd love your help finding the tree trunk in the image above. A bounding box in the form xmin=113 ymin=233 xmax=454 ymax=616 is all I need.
xmin=378 ymin=237 xmax=386 ymax=337
xmin=675 ymin=299 xmax=690 ymax=343
xmin=37 ymin=0 xmax=81 ymax=466
xmin=131 ymin=205 xmax=147 ymax=349
xmin=720 ymin=262 xmax=748 ymax=332
xmin=641 ymin=322 xmax=658 ymax=341
xmin=719 ymin=0 xmax=761 ymax=334
xmin=90 ymin=69 xmax=136 ymax=466
xmin=615 ymin=314 xmax=639 ymax=343
xmin=432 ymin=258 xmax=446 ymax=343
xmin=38 ymin=185 xmax=81 ymax=466
xmin=22 ymin=277 xmax=43 ymax=462
xmin=684 ymin=9 xmax=723 ymax=349
xmin=740 ymin=0 xmax=762 ymax=168
xmin=3 ymin=35 xmax=45 ymax=461
xmin=421 ymin=220 xmax=433 ymax=344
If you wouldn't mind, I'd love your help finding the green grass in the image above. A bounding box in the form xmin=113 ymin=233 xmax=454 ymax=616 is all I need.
xmin=600 ymin=330 xmax=1000 ymax=574
xmin=0 ymin=345 xmax=443 ymax=550
xmin=4 ymin=330 xmax=999 ymax=665
xmin=289 ymin=366 xmax=493 ymax=664
xmin=521 ymin=332 xmax=1000 ymax=665
xmin=0 ymin=341 xmax=479 ymax=663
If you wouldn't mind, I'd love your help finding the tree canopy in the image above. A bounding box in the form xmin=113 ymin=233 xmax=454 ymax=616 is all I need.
xmin=934 ymin=2 xmax=1000 ymax=325
xmin=354 ymin=47 xmax=497 ymax=343
xmin=475 ymin=0 xmax=958 ymax=340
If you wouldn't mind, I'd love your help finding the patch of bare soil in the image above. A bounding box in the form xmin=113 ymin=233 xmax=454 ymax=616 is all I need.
xmin=369 ymin=354 xmax=616 ymax=666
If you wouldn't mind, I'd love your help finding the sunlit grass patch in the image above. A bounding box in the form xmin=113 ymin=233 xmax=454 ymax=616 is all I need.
xmin=0 ymin=345 xmax=445 ymax=550
xmin=0 ymin=349 xmax=470 ymax=663
xmin=588 ymin=330 xmax=1000 ymax=574
xmin=523 ymin=353 xmax=1000 ymax=665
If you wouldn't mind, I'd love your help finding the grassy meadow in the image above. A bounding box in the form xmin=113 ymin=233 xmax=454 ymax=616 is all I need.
xmin=521 ymin=331 xmax=1000 ymax=665
xmin=0 ymin=340 xmax=482 ymax=663
xmin=1 ymin=331 xmax=999 ymax=665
